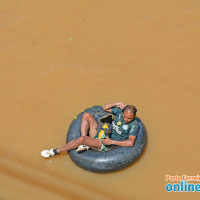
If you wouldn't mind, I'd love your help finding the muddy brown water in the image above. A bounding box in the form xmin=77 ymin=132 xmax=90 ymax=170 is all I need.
xmin=0 ymin=1 xmax=200 ymax=200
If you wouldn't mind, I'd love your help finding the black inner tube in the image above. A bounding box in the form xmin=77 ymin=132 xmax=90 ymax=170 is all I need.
xmin=66 ymin=105 xmax=147 ymax=173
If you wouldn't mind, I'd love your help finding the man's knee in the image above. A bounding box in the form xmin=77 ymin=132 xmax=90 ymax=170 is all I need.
xmin=82 ymin=113 xmax=93 ymax=121
xmin=78 ymin=136 xmax=87 ymax=144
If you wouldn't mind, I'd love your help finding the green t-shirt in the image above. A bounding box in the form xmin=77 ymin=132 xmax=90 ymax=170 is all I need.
xmin=110 ymin=107 xmax=139 ymax=141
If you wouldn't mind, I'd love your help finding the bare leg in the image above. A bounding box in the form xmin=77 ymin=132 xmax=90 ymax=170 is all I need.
xmin=57 ymin=113 xmax=99 ymax=154
xmin=57 ymin=136 xmax=101 ymax=153
xmin=41 ymin=114 xmax=101 ymax=157
xmin=81 ymin=113 xmax=98 ymax=138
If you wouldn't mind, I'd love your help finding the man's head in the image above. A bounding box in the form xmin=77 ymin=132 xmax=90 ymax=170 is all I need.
xmin=123 ymin=105 xmax=137 ymax=124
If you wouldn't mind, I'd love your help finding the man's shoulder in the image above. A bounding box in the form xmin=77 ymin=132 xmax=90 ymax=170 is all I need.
xmin=129 ymin=119 xmax=139 ymax=128
xmin=128 ymin=119 xmax=139 ymax=136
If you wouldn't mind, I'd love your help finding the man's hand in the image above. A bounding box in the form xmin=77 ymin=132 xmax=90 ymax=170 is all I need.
xmin=101 ymin=137 xmax=113 ymax=145
xmin=117 ymin=102 xmax=126 ymax=110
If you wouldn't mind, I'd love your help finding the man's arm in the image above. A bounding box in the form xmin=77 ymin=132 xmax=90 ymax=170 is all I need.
xmin=101 ymin=135 xmax=136 ymax=147
xmin=102 ymin=102 xmax=126 ymax=113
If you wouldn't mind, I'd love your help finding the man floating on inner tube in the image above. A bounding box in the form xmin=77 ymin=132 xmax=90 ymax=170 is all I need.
xmin=41 ymin=102 xmax=139 ymax=158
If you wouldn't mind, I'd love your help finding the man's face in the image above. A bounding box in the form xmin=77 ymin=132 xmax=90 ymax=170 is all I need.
xmin=123 ymin=111 xmax=134 ymax=124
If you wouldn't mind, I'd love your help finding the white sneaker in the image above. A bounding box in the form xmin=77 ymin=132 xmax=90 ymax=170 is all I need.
xmin=41 ymin=149 xmax=59 ymax=158
xmin=76 ymin=145 xmax=89 ymax=154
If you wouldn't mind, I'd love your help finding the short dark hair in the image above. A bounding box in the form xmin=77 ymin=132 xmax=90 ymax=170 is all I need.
xmin=123 ymin=105 xmax=137 ymax=116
